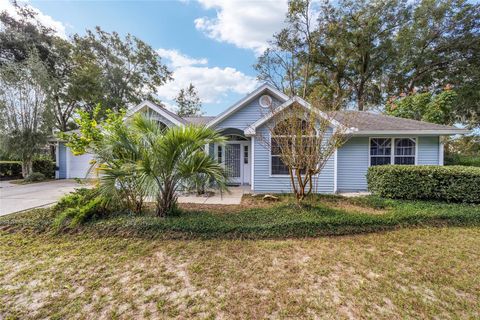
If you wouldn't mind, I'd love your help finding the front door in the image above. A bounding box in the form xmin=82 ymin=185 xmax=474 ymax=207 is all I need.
xmin=216 ymin=141 xmax=250 ymax=185
xmin=225 ymin=143 xmax=241 ymax=184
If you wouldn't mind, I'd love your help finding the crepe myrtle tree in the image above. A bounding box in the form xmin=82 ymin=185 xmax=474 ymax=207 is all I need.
xmin=258 ymin=101 xmax=353 ymax=202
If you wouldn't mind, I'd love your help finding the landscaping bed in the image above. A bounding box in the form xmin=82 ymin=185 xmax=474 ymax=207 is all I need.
xmin=1 ymin=194 xmax=479 ymax=240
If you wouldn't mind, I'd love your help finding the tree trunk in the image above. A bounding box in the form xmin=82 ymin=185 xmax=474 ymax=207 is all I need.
xmin=155 ymin=181 xmax=177 ymax=217
xmin=21 ymin=159 xmax=33 ymax=178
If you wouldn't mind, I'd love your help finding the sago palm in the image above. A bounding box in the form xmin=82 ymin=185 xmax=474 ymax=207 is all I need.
xmin=132 ymin=114 xmax=227 ymax=216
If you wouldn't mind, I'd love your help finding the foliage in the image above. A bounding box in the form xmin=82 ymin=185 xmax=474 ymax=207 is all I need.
xmin=175 ymin=83 xmax=202 ymax=117
xmin=256 ymin=0 xmax=480 ymax=125
xmin=1 ymin=195 xmax=479 ymax=240
xmin=72 ymin=26 xmax=172 ymax=114
xmin=24 ymin=172 xmax=46 ymax=182
xmin=0 ymin=161 xmax=22 ymax=179
xmin=385 ymin=88 xmax=457 ymax=124
xmin=0 ymin=53 xmax=51 ymax=177
xmin=59 ymin=104 xmax=125 ymax=155
xmin=53 ymin=188 xmax=110 ymax=228
xmin=132 ymin=115 xmax=228 ymax=216
xmin=445 ymin=154 xmax=480 ymax=167
xmin=367 ymin=165 xmax=480 ymax=203
xmin=1 ymin=4 xmax=173 ymax=131
xmin=32 ymin=158 xmax=56 ymax=178
xmin=258 ymin=101 xmax=352 ymax=202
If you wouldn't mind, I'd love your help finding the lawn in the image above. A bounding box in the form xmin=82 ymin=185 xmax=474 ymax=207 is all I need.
xmin=1 ymin=195 xmax=479 ymax=319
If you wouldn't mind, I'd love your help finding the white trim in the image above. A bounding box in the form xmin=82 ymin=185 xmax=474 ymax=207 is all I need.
xmin=333 ymin=148 xmax=338 ymax=193
xmin=245 ymin=96 xmax=350 ymax=137
xmin=251 ymin=136 xmax=255 ymax=191
xmin=207 ymin=83 xmax=289 ymax=129
xmin=55 ymin=141 xmax=60 ymax=179
xmin=354 ymin=129 xmax=468 ymax=136
xmin=127 ymin=100 xmax=185 ymax=127
xmin=439 ymin=138 xmax=445 ymax=165
xmin=66 ymin=146 xmax=70 ymax=179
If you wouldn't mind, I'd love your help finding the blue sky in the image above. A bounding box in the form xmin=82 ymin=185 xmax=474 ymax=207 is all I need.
xmin=1 ymin=0 xmax=289 ymax=115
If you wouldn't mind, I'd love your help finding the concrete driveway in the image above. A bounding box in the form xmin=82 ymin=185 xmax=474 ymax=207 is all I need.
xmin=0 ymin=180 xmax=87 ymax=216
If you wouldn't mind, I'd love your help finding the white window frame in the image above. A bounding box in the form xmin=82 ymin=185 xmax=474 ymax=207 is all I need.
xmin=368 ymin=137 xmax=418 ymax=167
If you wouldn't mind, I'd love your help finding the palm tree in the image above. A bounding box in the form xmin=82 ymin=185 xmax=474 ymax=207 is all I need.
xmin=94 ymin=121 xmax=146 ymax=214
xmin=132 ymin=115 xmax=227 ymax=216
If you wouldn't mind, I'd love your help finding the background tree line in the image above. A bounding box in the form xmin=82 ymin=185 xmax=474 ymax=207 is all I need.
xmin=0 ymin=2 xmax=202 ymax=176
xmin=255 ymin=0 xmax=480 ymax=128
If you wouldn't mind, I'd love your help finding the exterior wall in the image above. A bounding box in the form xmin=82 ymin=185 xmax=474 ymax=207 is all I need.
xmin=417 ymin=136 xmax=440 ymax=165
xmin=337 ymin=135 xmax=441 ymax=192
xmin=337 ymin=137 xmax=370 ymax=192
xmin=214 ymin=95 xmax=283 ymax=131
xmin=252 ymin=125 xmax=335 ymax=194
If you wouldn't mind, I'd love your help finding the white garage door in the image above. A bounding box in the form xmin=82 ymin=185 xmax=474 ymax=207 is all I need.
xmin=67 ymin=148 xmax=95 ymax=179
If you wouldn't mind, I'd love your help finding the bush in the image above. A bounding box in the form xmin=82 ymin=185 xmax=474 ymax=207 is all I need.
xmin=32 ymin=158 xmax=56 ymax=178
xmin=445 ymin=154 xmax=480 ymax=167
xmin=367 ymin=165 xmax=480 ymax=203
xmin=24 ymin=172 xmax=46 ymax=182
xmin=0 ymin=161 xmax=22 ymax=180
xmin=54 ymin=188 xmax=112 ymax=228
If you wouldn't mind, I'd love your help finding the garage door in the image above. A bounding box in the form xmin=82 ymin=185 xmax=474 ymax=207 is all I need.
xmin=67 ymin=148 xmax=95 ymax=179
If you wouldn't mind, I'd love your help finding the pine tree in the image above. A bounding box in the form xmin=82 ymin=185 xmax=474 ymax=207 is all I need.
xmin=175 ymin=83 xmax=202 ymax=117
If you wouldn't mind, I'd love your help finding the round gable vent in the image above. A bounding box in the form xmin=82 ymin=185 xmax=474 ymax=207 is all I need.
xmin=259 ymin=94 xmax=273 ymax=108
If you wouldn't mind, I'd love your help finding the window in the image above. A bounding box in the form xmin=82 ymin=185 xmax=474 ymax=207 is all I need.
xmin=394 ymin=138 xmax=416 ymax=164
xmin=370 ymin=138 xmax=392 ymax=166
xmin=271 ymin=138 xmax=290 ymax=175
xmin=370 ymin=138 xmax=416 ymax=166
xmin=244 ymin=145 xmax=249 ymax=164
xmin=217 ymin=145 xmax=222 ymax=164
xmin=270 ymin=119 xmax=316 ymax=176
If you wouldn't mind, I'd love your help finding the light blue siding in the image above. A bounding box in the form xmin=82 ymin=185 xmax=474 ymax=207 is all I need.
xmin=337 ymin=137 xmax=369 ymax=192
xmin=214 ymin=96 xmax=283 ymax=131
xmin=337 ymin=136 xmax=441 ymax=192
xmin=58 ymin=142 xmax=67 ymax=179
xmin=418 ymin=136 xmax=440 ymax=165
xmin=252 ymin=125 xmax=334 ymax=194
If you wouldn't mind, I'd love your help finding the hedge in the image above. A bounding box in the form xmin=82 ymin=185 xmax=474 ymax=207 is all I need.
xmin=0 ymin=161 xmax=22 ymax=180
xmin=367 ymin=165 xmax=480 ymax=203
xmin=0 ymin=159 xmax=55 ymax=179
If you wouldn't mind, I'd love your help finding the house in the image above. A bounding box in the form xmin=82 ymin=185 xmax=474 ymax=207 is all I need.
xmin=55 ymin=83 xmax=468 ymax=193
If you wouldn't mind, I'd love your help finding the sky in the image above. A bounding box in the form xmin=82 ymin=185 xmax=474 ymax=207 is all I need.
xmin=0 ymin=0 xmax=290 ymax=115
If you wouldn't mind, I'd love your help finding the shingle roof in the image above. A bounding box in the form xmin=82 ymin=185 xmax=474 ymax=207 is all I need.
xmin=332 ymin=111 xmax=466 ymax=132
xmin=152 ymin=103 xmax=186 ymax=124
xmin=183 ymin=116 xmax=216 ymax=125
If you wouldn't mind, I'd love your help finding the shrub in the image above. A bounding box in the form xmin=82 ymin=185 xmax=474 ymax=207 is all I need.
xmin=32 ymin=158 xmax=56 ymax=178
xmin=24 ymin=172 xmax=46 ymax=182
xmin=367 ymin=165 xmax=480 ymax=203
xmin=0 ymin=161 xmax=22 ymax=180
xmin=445 ymin=154 xmax=480 ymax=167
xmin=54 ymin=188 xmax=112 ymax=228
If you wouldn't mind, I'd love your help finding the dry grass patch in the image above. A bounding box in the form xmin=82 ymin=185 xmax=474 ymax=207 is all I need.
xmin=1 ymin=227 xmax=479 ymax=319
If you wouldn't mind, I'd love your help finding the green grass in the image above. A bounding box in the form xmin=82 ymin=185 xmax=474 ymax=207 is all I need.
xmin=1 ymin=195 xmax=479 ymax=239
xmin=1 ymin=195 xmax=479 ymax=318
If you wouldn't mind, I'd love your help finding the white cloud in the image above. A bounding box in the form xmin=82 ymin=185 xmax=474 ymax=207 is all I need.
xmin=0 ymin=0 xmax=67 ymax=38
xmin=156 ymin=48 xmax=258 ymax=107
xmin=194 ymin=0 xmax=288 ymax=55
xmin=156 ymin=48 xmax=207 ymax=68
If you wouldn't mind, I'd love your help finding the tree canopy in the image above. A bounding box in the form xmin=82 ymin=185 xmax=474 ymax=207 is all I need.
xmin=175 ymin=83 xmax=202 ymax=117
xmin=256 ymin=0 xmax=480 ymax=127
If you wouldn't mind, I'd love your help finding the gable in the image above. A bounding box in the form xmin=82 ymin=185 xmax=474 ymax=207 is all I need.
xmin=208 ymin=84 xmax=289 ymax=131
xmin=127 ymin=101 xmax=185 ymax=127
